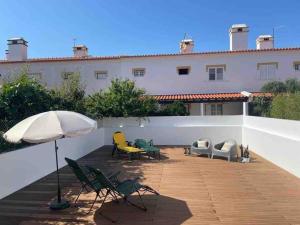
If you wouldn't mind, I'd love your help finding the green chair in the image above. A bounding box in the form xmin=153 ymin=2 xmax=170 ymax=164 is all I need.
xmin=65 ymin=158 xmax=120 ymax=213
xmin=134 ymin=139 xmax=160 ymax=159
xmin=87 ymin=166 xmax=159 ymax=222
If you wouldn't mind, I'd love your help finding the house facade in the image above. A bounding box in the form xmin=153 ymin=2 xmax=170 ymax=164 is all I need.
xmin=0 ymin=24 xmax=299 ymax=115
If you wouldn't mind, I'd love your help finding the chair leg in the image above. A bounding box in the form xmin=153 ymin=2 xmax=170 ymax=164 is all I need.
xmin=74 ymin=185 xmax=85 ymax=206
xmin=124 ymin=191 xmax=147 ymax=211
xmin=87 ymin=192 xmax=101 ymax=214
xmin=98 ymin=190 xmax=117 ymax=223
xmin=211 ymin=154 xmax=214 ymax=159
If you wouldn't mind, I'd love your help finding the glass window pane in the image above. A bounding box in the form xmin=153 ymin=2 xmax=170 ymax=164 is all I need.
xmin=217 ymin=68 xmax=223 ymax=80
xmin=211 ymin=105 xmax=216 ymax=115
xmin=217 ymin=104 xmax=223 ymax=115
xmin=209 ymin=68 xmax=215 ymax=80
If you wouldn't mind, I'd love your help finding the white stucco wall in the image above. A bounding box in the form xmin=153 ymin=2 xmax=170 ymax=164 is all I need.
xmin=0 ymin=128 xmax=104 ymax=199
xmin=243 ymin=116 xmax=300 ymax=178
xmin=0 ymin=49 xmax=300 ymax=95
xmin=102 ymin=116 xmax=243 ymax=146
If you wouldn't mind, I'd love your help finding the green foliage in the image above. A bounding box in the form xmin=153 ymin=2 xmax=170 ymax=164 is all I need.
xmin=270 ymin=93 xmax=300 ymax=120
xmin=85 ymin=79 xmax=159 ymax=118
xmin=249 ymin=96 xmax=272 ymax=117
xmin=159 ymin=101 xmax=189 ymax=116
xmin=261 ymin=81 xmax=287 ymax=94
xmin=0 ymin=73 xmax=52 ymax=121
xmin=285 ymin=78 xmax=300 ymax=93
xmin=51 ymin=73 xmax=86 ymax=113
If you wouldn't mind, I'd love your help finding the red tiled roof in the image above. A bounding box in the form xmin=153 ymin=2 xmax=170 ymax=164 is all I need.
xmin=151 ymin=92 xmax=272 ymax=102
xmin=0 ymin=48 xmax=300 ymax=64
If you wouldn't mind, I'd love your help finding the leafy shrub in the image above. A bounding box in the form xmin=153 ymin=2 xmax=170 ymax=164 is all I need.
xmin=159 ymin=101 xmax=189 ymax=116
xmin=270 ymin=93 xmax=300 ymax=120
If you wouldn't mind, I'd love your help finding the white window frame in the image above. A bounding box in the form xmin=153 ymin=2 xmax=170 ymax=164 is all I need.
xmin=132 ymin=68 xmax=145 ymax=77
xmin=294 ymin=62 xmax=300 ymax=71
xmin=28 ymin=72 xmax=42 ymax=80
xmin=95 ymin=70 xmax=108 ymax=80
xmin=61 ymin=72 xmax=75 ymax=80
xmin=257 ymin=62 xmax=278 ymax=81
xmin=177 ymin=66 xmax=190 ymax=75
xmin=208 ymin=67 xmax=224 ymax=81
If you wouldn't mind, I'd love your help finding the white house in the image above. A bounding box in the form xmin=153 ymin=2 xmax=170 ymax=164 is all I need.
xmin=0 ymin=24 xmax=299 ymax=115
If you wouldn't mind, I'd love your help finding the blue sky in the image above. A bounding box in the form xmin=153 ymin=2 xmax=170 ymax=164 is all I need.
xmin=0 ymin=0 xmax=299 ymax=58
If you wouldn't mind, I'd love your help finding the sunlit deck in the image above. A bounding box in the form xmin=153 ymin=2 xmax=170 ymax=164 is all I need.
xmin=1 ymin=146 xmax=300 ymax=225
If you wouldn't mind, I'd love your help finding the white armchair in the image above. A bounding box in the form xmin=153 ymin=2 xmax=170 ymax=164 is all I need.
xmin=211 ymin=139 xmax=238 ymax=162
xmin=190 ymin=138 xmax=212 ymax=158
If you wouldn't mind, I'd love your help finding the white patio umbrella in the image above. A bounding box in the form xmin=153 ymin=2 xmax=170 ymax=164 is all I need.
xmin=3 ymin=111 xmax=97 ymax=210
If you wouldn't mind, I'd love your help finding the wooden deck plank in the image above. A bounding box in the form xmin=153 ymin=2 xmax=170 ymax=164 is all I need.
xmin=0 ymin=146 xmax=300 ymax=225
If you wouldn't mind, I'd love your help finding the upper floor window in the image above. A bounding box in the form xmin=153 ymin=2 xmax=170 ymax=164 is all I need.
xmin=95 ymin=71 xmax=108 ymax=79
xmin=294 ymin=62 xmax=300 ymax=71
xmin=133 ymin=68 xmax=145 ymax=77
xmin=28 ymin=72 xmax=42 ymax=80
xmin=61 ymin=72 xmax=75 ymax=80
xmin=206 ymin=64 xmax=226 ymax=81
xmin=177 ymin=66 xmax=190 ymax=75
xmin=257 ymin=62 xmax=278 ymax=80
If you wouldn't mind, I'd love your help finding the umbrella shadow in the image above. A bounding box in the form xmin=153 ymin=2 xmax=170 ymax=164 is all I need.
xmin=93 ymin=194 xmax=193 ymax=225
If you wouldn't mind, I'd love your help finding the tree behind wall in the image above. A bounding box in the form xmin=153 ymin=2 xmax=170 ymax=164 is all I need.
xmin=270 ymin=93 xmax=300 ymax=120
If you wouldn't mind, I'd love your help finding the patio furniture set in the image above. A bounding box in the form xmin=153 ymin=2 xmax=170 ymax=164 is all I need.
xmin=188 ymin=138 xmax=238 ymax=162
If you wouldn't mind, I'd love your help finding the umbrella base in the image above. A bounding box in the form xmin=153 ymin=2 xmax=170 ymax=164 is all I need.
xmin=49 ymin=198 xmax=70 ymax=210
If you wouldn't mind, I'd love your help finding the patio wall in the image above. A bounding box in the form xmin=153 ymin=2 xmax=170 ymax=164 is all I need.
xmin=0 ymin=128 xmax=105 ymax=199
xmin=102 ymin=116 xmax=243 ymax=145
xmin=243 ymin=116 xmax=300 ymax=178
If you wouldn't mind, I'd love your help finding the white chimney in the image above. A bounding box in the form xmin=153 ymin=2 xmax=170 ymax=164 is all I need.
xmin=73 ymin=45 xmax=88 ymax=57
xmin=256 ymin=35 xmax=274 ymax=49
xmin=6 ymin=37 xmax=28 ymax=61
xmin=180 ymin=38 xmax=194 ymax=54
xmin=229 ymin=24 xmax=249 ymax=51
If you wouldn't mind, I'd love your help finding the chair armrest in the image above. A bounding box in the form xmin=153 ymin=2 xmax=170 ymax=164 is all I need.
xmin=214 ymin=142 xmax=224 ymax=150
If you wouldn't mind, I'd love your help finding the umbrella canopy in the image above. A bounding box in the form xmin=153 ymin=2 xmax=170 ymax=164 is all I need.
xmin=3 ymin=111 xmax=97 ymax=210
xmin=3 ymin=111 xmax=97 ymax=144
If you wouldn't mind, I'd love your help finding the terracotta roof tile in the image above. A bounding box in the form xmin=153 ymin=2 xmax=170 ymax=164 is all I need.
xmin=0 ymin=48 xmax=300 ymax=64
xmin=151 ymin=92 xmax=272 ymax=102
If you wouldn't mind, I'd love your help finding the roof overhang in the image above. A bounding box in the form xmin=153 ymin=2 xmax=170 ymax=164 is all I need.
xmin=151 ymin=92 xmax=272 ymax=103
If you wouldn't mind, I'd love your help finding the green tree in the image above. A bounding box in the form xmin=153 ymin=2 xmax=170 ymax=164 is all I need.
xmin=85 ymin=79 xmax=159 ymax=119
xmin=0 ymin=73 xmax=52 ymax=121
xmin=159 ymin=101 xmax=189 ymax=116
xmin=261 ymin=81 xmax=287 ymax=94
xmin=271 ymin=93 xmax=300 ymax=120
xmin=285 ymin=78 xmax=300 ymax=93
xmin=51 ymin=73 xmax=86 ymax=113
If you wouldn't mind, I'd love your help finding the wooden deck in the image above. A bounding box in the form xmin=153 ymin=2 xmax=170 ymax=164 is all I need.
xmin=1 ymin=146 xmax=300 ymax=225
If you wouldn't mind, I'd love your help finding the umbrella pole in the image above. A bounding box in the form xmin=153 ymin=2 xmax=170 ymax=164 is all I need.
xmin=55 ymin=140 xmax=61 ymax=203
xmin=49 ymin=140 xmax=70 ymax=210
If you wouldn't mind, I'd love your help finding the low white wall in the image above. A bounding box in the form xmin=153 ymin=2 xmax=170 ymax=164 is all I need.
xmin=0 ymin=128 xmax=104 ymax=199
xmin=103 ymin=116 xmax=243 ymax=146
xmin=243 ymin=116 xmax=300 ymax=178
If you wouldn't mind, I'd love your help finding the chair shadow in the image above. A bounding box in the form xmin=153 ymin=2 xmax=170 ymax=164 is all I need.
xmin=93 ymin=194 xmax=193 ymax=225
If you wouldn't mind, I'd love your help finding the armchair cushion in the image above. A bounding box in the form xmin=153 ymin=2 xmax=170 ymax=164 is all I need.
xmin=221 ymin=142 xmax=234 ymax=152
xmin=197 ymin=140 xmax=208 ymax=148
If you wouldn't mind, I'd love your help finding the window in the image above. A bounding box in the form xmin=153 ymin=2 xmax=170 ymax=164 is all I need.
xmin=28 ymin=73 xmax=42 ymax=80
xmin=133 ymin=68 xmax=145 ymax=77
xmin=294 ymin=62 xmax=300 ymax=71
xmin=211 ymin=104 xmax=223 ymax=115
xmin=177 ymin=66 xmax=190 ymax=75
xmin=95 ymin=71 xmax=108 ymax=79
xmin=61 ymin=72 xmax=75 ymax=80
xmin=208 ymin=67 xmax=223 ymax=81
xmin=257 ymin=62 xmax=278 ymax=80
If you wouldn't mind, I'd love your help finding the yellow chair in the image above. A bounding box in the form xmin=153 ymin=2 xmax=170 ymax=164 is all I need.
xmin=112 ymin=131 xmax=144 ymax=160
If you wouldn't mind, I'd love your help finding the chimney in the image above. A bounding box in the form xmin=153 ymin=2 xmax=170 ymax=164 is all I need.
xmin=73 ymin=45 xmax=88 ymax=57
xmin=6 ymin=37 xmax=28 ymax=61
xmin=180 ymin=38 xmax=194 ymax=54
xmin=256 ymin=35 xmax=274 ymax=49
xmin=229 ymin=24 xmax=249 ymax=51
